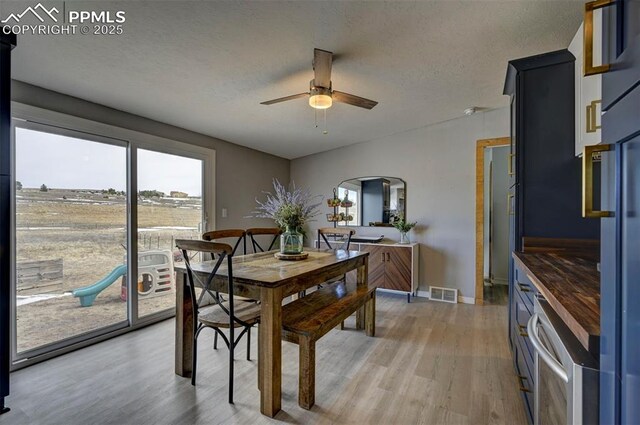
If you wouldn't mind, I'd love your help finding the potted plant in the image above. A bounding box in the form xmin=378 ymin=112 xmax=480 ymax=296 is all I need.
xmin=253 ymin=179 xmax=321 ymax=254
xmin=391 ymin=214 xmax=417 ymax=244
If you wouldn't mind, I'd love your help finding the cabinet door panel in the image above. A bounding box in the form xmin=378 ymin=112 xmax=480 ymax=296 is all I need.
xmin=383 ymin=248 xmax=412 ymax=291
xmin=620 ymin=135 xmax=640 ymax=424
xmin=358 ymin=245 xmax=385 ymax=287
xmin=602 ymin=1 xmax=640 ymax=110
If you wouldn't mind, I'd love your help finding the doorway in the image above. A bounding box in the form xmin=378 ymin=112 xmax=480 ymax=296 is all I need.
xmin=475 ymin=137 xmax=510 ymax=305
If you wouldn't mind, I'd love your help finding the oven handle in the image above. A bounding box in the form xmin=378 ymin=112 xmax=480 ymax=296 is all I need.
xmin=527 ymin=313 xmax=569 ymax=383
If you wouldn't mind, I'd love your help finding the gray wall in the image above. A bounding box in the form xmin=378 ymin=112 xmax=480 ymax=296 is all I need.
xmin=11 ymin=81 xmax=289 ymax=229
xmin=291 ymin=108 xmax=509 ymax=301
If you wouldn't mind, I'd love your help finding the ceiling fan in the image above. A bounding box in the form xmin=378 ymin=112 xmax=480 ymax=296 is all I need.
xmin=260 ymin=48 xmax=378 ymax=110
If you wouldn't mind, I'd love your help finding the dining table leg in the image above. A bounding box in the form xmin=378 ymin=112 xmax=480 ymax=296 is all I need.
xmin=259 ymin=286 xmax=283 ymax=417
xmin=175 ymin=270 xmax=193 ymax=377
xmin=356 ymin=261 xmax=368 ymax=330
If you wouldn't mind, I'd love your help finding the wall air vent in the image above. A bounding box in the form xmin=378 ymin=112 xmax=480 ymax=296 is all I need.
xmin=429 ymin=286 xmax=458 ymax=304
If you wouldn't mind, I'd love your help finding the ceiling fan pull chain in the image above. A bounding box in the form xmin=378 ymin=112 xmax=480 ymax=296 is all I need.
xmin=314 ymin=106 xmax=318 ymax=128
xmin=323 ymin=109 xmax=328 ymax=135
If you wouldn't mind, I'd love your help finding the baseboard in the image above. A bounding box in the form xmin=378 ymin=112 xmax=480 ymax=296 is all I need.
xmin=414 ymin=289 xmax=475 ymax=304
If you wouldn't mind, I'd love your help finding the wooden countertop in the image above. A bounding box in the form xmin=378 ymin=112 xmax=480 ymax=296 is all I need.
xmin=513 ymin=251 xmax=600 ymax=355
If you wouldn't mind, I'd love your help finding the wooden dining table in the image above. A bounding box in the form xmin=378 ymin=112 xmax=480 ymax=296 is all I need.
xmin=174 ymin=248 xmax=369 ymax=417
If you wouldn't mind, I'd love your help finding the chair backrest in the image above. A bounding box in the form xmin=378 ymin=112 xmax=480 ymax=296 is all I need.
xmin=246 ymin=227 xmax=282 ymax=253
xmin=175 ymin=239 xmax=246 ymax=329
xmin=317 ymin=227 xmax=355 ymax=250
xmin=202 ymin=229 xmax=246 ymax=256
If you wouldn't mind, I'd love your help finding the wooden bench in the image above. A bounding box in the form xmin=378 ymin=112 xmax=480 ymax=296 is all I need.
xmin=282 ymin=281 xmax=376 ymax=409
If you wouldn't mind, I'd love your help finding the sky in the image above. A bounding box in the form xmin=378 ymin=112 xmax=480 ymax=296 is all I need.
xmin=16 ymin=127 xmax=202 ymax=196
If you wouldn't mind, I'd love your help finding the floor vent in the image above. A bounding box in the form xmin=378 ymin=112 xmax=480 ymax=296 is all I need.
xmin=429 ymin=286 xmax=458 ymax=304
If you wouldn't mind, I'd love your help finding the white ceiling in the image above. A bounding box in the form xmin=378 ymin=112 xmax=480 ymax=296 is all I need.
xmin=9 ymin=1 xmax=583 ymax=159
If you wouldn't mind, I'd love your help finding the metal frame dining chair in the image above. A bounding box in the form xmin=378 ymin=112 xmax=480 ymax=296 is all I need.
xmin=202 ymin=229 xmax=246 ymax=256
xmin=317 ymin=227 xmax=356 ymax=328
xmin=317 ymin=227 xmax=355 ymax=251
xmin=201 ymin=229 xmax=248 ymax=350
xmin=175 ymin=239 xmax=260 ymax=404
xmin=246 ymin=227 xmax=282 ymax=253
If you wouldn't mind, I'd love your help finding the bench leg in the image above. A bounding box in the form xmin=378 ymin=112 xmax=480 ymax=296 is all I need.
xmin=365 ymin=293 xmax=376 ymax=337
xmin=356 ymin=307 xmax=365 ymax=330
xmin=299 ymin=336 xmax=315 ymax=410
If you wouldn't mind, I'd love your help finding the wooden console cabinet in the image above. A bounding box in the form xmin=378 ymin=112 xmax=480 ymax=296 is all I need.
xmin=317 ymin=239 xmax=419 ymax=302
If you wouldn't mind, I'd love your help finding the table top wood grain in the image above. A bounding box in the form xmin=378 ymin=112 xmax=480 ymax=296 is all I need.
xmin=513 ymin=251 xmax=600 ymax=355
xmin=176 ymin=249 xmax=365 ymax=286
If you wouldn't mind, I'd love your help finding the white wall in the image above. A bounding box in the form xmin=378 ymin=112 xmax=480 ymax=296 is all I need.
xmin=291 ymin=108 xmax=509 ymax=301
xmin=11 ymin=81 xmax=290 ymax=230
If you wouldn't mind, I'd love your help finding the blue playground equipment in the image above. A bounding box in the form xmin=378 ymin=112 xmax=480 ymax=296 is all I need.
xmin=71 ymin=250 xmax=175 ymax=307
xmin=72 ymin=264 xmax=128 ymax=307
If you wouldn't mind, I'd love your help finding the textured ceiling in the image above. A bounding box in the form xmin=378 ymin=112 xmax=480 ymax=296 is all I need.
xmin=8 ymin=1 xmax=583 ymax=159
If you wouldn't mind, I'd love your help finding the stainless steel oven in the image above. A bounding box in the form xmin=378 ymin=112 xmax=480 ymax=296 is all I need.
xmin=527 ymin=297 xmax=599 ymax=425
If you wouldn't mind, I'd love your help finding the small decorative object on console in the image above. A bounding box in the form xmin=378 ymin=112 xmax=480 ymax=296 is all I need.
xmin=391 ymin=214 xmax=417 ymax=244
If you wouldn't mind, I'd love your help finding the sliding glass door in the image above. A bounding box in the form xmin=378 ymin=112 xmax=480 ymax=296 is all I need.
xmin=136 ymin=149 xmax=203 ymax=319
xmin=11 ymin=114 xmax=213 ymax=366
xmin=13 ymin=123 xmax=129 ymax=357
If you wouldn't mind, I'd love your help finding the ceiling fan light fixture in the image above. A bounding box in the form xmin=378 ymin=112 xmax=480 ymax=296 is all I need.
xmin=309 ymin=93 xmax=332 ymax=109
xmin=309 ymin=86 xmax=333 ymax=109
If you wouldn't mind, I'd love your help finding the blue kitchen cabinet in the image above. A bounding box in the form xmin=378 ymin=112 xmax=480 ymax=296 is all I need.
xmin=600 ymin=1 xmax=640 ymax=423
xmin=503 ymin=49 xmax=601 ymax=423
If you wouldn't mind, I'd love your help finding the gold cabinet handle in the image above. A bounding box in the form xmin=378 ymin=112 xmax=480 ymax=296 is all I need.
xmin=586 ymin=100 xmax=602 ymax=133
xmin=517 ymin=375 xmax=532 ymax=393
xmin=584 ymin=0 xmax=615 ymax=76
xmin=508 ymin=153 xmax=515 ymax=176
xmin=507 ymin=193 xmax=515 ymax=216
xmin=582 ymin=144 xmax=614 ymax=218
xmin=518 ymin=324 xmax=529 ymax=337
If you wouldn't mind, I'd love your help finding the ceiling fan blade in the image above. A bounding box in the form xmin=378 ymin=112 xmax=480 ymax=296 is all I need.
xmin=260 ymin=93 xmax=309 ymax=105
xmin=313 ymin=48 xmax=333 ymax=88
xmin=332 ymin=91 xmax=378 ymax=110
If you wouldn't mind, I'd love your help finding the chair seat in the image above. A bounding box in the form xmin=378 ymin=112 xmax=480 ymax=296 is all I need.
xmin=199 ymin=300 xmax=261 ymax=328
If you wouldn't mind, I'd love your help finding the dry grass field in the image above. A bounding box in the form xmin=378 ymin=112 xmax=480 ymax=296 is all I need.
xmin=15 ymin=188 xmax=201 ymax=353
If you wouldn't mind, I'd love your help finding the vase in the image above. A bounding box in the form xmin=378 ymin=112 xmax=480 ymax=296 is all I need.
xmin=281 ymin=226 xmax=304 ymax=254
xmin=399 ymin=231 xmax=410 ymax=244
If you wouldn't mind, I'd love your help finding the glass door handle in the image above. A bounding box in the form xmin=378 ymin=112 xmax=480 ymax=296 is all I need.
xmin=527 ymin=314 xmax=569 ymax=383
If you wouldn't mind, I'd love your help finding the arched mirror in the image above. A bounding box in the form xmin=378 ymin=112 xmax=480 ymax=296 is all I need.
xmin=336 ymin=177 xmax=406 ymax=227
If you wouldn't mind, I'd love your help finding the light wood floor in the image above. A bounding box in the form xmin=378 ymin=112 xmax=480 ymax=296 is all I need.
xmin=1 ymin=293 xmax=527 ymax=425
